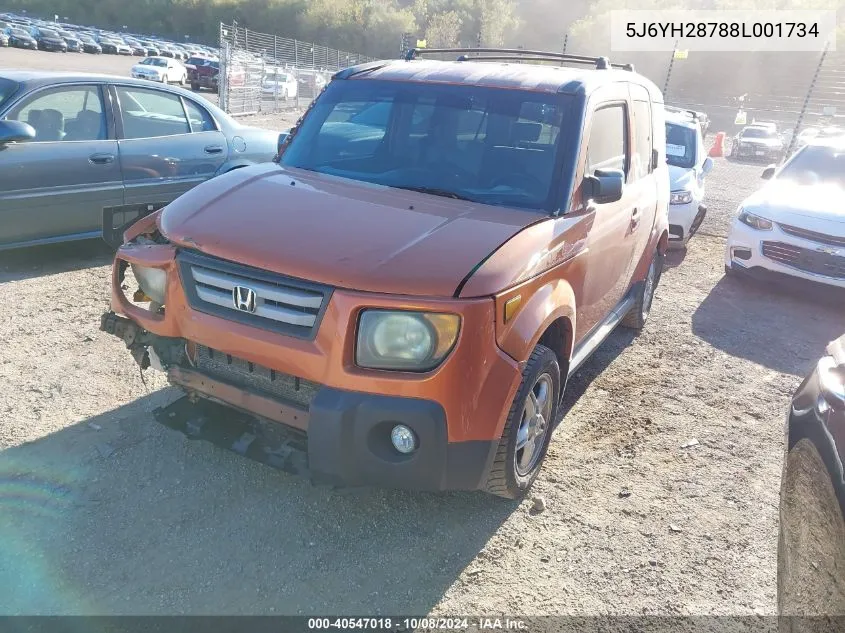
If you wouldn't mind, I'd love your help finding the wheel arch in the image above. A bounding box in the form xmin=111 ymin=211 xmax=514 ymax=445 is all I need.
xmin=496 ymin=277 xmax=577 ymax=373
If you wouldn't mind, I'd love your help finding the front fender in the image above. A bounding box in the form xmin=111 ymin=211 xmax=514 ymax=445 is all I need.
xmin=495 ymin=275 xmax=577 ymax=367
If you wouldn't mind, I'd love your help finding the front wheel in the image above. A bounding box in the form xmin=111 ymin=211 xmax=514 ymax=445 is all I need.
xmin=485 ymin=344 xmax=560 ymax=499
xmin=622 ymin=248 xmax=663 ymax=330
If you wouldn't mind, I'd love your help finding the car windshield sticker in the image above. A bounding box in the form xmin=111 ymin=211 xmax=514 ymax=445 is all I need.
xmin=666 ymin=144 xmax=687 ymax=157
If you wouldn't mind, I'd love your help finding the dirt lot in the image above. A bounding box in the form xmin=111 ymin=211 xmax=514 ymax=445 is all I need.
xmin=1 ymin=50 xmax=844 ymax=618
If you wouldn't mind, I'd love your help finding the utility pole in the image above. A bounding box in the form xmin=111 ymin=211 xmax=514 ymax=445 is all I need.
xmin=663 ymin=39 xmax=678 ymax=99
xmin=786 ymin=40 xmax=830 ymax=157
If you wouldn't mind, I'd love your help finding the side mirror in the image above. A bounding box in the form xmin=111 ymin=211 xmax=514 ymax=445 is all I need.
xmin=0 ymin=120 xmax=36 ymax=145
xmin=584 ymin=169 xmax=624 ymax=204
xmin=277 ymin=129 xmax=290 ymax=154
xmin=702 ymin=156 xmax=714 ymax=174
xmin=761 ymin=165 xmax=777 ymax=180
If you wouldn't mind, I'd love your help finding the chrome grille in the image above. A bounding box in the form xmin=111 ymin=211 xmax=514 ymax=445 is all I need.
xmin=177 ymin=250 xmax=331 ymax=339
xmin=778 ymin=223 xmax=845 ymax=248
xmin=194 ymin=345 xmax=319 ymax=409
xmin=761 ymin=241 xmax=845 ymax=279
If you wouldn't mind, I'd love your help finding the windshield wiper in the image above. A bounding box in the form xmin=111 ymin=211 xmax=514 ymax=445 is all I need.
xmin=392 ymin=185 xmax=473 ymax=201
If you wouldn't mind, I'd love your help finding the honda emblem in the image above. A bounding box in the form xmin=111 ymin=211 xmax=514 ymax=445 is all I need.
xmin=232 ymin=285 xmax=257 ymax=313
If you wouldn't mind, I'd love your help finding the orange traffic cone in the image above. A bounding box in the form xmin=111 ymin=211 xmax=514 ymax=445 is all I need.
xmin=709 ymin=131 xmax=725 ymax=157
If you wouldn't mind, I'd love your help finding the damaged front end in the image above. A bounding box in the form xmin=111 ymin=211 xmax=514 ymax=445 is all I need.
xmin=99 ymin=311 xmax=186 ymax=372
xmin=100 ymin=215 xmax=313 ymax=478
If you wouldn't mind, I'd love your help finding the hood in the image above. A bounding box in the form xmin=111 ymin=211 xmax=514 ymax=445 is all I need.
xmin=742 ymin=180 xmax=845 ymax=234
xmin=668 ymin=164 xmax=695 ymax=190
xmin=158 ymin=164 xmax=547 ymax=297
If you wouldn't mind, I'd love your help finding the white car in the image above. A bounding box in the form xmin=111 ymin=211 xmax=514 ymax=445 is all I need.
xmin=665 ymin=108 xmax=714 ymax=247
xmin=725 ymin=137 xmax=845 ymax=288
xmin=262 ymin=69 xmax=298 ymax=100
xmin=131 ymin=56 xmax=188 ymax=85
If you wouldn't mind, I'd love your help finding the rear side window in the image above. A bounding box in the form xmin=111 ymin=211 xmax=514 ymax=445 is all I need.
xmin=631 ymin=100 xmax=653 ymax=180
xmin=116 ymin=86 xmax=190 ymax=139
xmin=586 ymin=104 xmax=628 ymax=176
xmin=183 ymin=99 xmax=216 ymax=132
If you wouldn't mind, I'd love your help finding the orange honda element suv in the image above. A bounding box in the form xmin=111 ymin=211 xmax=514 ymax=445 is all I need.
xmin=101 ymin=48 xmax=669 ymax=499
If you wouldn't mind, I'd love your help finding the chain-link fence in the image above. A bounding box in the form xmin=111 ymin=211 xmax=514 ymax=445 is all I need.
xmin=635 ymin=48 xmax=845 ymax=148
xmin=217 ymin=22 xmax=375 ymax=116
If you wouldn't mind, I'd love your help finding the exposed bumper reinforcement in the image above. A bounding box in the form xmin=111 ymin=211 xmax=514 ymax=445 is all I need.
xmin=152 ymin=380 xmax=497 ymax=492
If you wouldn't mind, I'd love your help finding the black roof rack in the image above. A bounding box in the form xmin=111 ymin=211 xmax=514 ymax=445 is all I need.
xmin=404 ymin=47 xmax=634 ymax=71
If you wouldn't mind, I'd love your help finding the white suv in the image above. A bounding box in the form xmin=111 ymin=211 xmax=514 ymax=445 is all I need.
xmin=665 ymin=108 xmax=714 ymax=247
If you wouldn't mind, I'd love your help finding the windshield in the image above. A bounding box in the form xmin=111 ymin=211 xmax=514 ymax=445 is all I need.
xmin=141 ymin=58 xmax=167 ymax=67
xmin=281 ymin=80 xmax=568 ymax=211
xmin=742 ymin=127 xmax=775 ymax=139
xmin=11 ymin=28 xmax=28 ymax=37
xmin=665 ymin=122 xmax=697 ymax=169
xmin=778 ymin=144 xmax=845 ymax=187
xmin=39 ymin=29 xmax=59 ymax=38
xmin=0 ymin=77 xmax=19 ymax=110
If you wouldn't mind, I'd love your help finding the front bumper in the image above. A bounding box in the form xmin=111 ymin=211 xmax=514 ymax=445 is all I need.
xmin=733 ymin=144 xmax=781 ymax=161
xmin=101 ymin=312 xmax=499 ymax=491
xmin=724 ymin=219 xmax=845 ymax=289
xmin=102 ymin=244 xmax=524 ymax=491
xmin=668 ymin=199 xmax=705 ymax=242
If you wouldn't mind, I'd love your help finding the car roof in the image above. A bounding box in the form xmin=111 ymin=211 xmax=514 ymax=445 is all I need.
xmin=0 ymin=69 xmax=226 ymax=113
xmin=337 ymin=58 xmax=662 ymax=98
xmin=664 ymin=110 xmax=699 ymax=128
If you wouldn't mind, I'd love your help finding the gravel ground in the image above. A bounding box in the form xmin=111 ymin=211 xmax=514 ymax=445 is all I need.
xmin=1 ymin=50 xmax=845 ymax=618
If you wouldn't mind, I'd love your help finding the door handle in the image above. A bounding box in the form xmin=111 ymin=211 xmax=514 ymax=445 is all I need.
xmin=89 ymin=153 xmax=115 ymax=164
xmin=204 ymin=145 xmax=224 ymax=154
xmin=630 ymin=208 xmax=641 ymax=229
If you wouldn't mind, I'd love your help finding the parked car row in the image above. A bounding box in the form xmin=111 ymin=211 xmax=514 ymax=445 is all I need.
xmin=0 ymin=11 xmax=218 ymax=60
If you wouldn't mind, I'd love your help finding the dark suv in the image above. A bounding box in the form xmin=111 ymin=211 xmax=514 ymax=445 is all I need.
xmin=101 ymin=48 xmax=670 ymax=499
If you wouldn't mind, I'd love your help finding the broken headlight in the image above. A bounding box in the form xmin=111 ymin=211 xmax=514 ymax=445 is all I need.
xmin=130 ymin=264 xmax=167 ymax=305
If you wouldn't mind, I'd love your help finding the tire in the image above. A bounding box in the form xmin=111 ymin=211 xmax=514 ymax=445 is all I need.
xmin=777 ymin=438 xmax=845 ymax=629
xmin=191 ymin=82 xmax=200 ymax=91
xmin=621 ymin=249 xmax=663 ymax=330
xmin=484 ymin=344 xmax=560 ymax=499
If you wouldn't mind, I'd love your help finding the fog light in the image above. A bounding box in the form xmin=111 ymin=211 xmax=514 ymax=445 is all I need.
xmin=732 ymin=247 xmax=752 ymax=261
xmin=391 ymin=424 xmax=417 ymax=454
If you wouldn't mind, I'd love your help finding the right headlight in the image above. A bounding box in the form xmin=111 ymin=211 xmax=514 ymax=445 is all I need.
xmin=356 ymin=310 xmax=461 ymax=371
xmin=738 ymin=209 xmax=773 ymax=231
xmin=130 ymin=264 xmax=167 ymax=305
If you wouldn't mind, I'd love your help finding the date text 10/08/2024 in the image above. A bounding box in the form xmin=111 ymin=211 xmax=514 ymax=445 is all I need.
xmin=626 ymin=21 xmax=820 ymax=39
xmin=307 ymin=618 xmax=528 ymax=630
